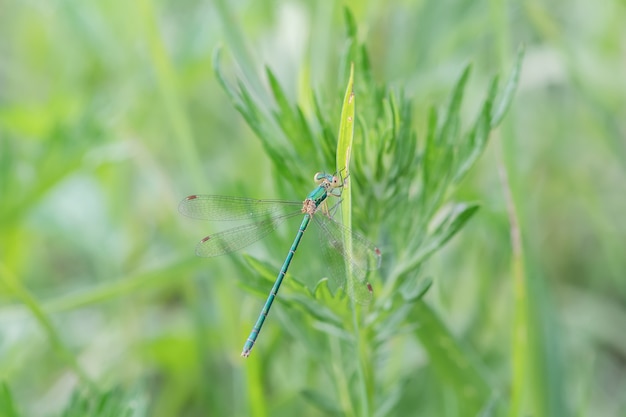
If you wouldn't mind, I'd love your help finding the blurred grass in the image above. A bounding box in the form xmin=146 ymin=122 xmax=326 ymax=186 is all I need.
xmin=1 ymin=1 xmax=625 ymax=417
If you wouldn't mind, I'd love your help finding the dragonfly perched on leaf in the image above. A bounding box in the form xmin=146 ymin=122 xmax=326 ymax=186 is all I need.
xmin=179 ymin=172 xmax=381 ymax=357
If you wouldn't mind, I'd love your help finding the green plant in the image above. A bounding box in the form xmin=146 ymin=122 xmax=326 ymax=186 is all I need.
xmin=213 ymin=9 xmax=523 ymax=416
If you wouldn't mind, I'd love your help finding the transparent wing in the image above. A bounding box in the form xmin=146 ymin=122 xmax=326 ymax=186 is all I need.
xmin=179 ymin=195 xmax=302 ymax=221
xmin=195 ymin=211 xmax=302 ymax=257
xmin=314 ymin=214 xmax=382 ymax=304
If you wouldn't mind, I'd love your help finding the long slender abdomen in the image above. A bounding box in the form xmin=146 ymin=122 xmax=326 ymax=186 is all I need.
xmin=241 ymin=214 xmax=312 ymax=357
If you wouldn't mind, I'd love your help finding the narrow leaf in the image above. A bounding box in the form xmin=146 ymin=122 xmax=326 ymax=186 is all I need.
xmin=336 ymin=63 xmax=356 ymax=177
xmin=429 ymin=202 xmax=480 ymax=249
xmin=335 ymin=64 xmax=356 ymax=285
xmin=343 ymin=8 xmax=357 ymax=39
xmin=491 ymin=44 xmax=525 ymax=127
xmin=440 ymin=64 xmax=472 ymax=145
xmin=405 ymin=203 xmax=480 ymax=271
xmin=266 ymin=66 xmax=293 ymax=119
xmin=400 ymin=276 xmax=433 ymax=302
xmin=287 ymin=293 xmax=343 ymax=326
xmin=453 ymin=76 xmax=498 ymax=183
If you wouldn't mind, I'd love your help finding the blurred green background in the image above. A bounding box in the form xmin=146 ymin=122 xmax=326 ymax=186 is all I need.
xmin=1 ymin=0 xmax=625 ymax=416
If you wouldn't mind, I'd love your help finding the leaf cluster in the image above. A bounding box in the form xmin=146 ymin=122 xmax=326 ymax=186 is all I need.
xmin=213 ymin=8 xmax=523 ymax=416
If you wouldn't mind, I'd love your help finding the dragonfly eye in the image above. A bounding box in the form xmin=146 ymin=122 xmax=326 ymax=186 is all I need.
xmin=313 ymin=172 xmax=324 ymax=183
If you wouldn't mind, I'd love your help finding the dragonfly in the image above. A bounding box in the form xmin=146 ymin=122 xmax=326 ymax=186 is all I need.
xmin=179 ymin=172 xmax=381 ymax=357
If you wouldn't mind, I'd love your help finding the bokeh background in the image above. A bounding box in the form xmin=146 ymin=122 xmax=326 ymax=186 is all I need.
xmin=1 ymin=0 xmax=625 ymax=416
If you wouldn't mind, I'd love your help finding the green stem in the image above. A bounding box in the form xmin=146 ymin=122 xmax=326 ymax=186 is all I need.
xmin=496 ymin=125 xmax=531 ymax=417
xmin=488 ymin=0 xmax=531 ymax=415
xmin=335 ymin=64 xmax=369 ymax=415
xmin=352 ymin=307 xmax=370 ymax=416
xmin=329 ymin=335 xmax=355 ymax=417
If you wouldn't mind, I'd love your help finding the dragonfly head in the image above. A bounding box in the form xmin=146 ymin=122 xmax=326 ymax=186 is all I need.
xmin=314 ymin=172 xmax=341 ymax=190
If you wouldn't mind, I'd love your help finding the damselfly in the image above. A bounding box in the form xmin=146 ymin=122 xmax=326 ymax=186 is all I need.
xmin=179 ymin=172 xmax=381 ymax=357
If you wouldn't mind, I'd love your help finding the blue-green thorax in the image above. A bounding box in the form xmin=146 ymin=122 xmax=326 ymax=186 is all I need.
xmin=302 ymin=172 xmax=342 ymax=216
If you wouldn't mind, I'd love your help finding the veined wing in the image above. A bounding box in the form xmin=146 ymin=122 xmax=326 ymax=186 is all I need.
xmin=179 ymin=195 xmax=302 ymax=221
xmin=195 ymin=211 xmax=303 ymax=257
xmin=314 ymin=214 xmax=382 ymax=304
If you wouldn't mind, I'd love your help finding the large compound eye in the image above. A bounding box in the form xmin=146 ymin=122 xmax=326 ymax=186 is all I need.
xmin=313 ymin=172 xmax=324 ymax=183
xmin=331 ymin=176 xmax=340 ymax=187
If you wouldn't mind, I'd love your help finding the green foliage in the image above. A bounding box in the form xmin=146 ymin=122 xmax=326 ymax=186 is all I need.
xmin=212 ymin=9 xmax=522 ymax=416
xmin=1 ymin=1 xmax=625 ymax=416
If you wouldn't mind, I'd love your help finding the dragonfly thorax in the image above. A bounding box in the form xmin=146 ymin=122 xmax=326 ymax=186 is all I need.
xmin=301 ymin=172 xmax=342 ymax=216
xmin=301 ymin=199 xmax=317 ymax=216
